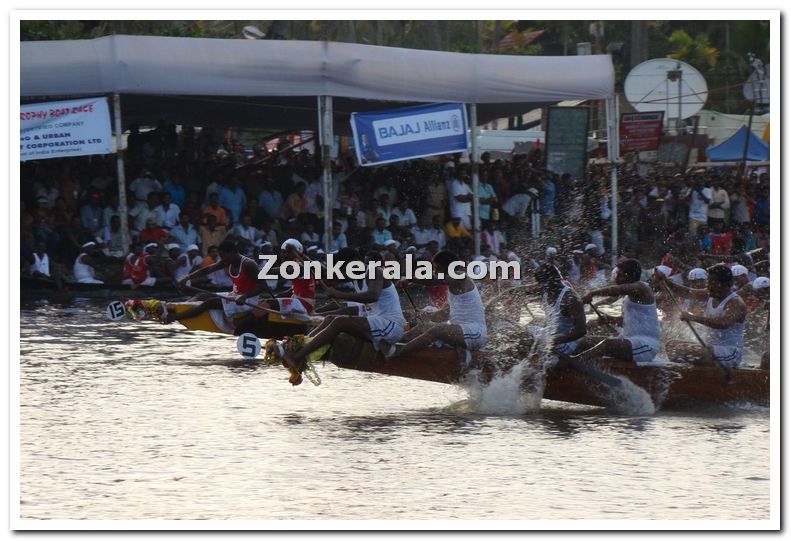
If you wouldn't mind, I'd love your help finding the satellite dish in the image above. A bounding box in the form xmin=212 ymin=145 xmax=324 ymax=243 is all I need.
xmin=743 ymin=63 xmax=769 ymax=104
xmin=624 ymin=58 xmax=708 ymax=123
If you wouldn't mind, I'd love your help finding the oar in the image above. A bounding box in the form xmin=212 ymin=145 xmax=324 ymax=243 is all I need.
xmin=586 ymin=302 xmax=619 ymax=334
xmin=660 ymin=281 xmax=733 ymax=383
xmin=179 ymin=283 xmax=312 ymax=322
xmin=553 ymin=348 xmax=623 ymax=389
xmin=399 ymin=283 xmax=424 ymax=324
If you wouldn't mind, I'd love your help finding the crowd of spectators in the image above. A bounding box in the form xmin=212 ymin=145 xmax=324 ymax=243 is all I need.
xmin=20 ymin=122 xmax=771 ymax=289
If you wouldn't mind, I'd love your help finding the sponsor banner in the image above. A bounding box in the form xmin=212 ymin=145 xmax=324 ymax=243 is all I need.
xmin=545 ymin=106 xmax=590 ymax=181
xmin=20 ymin=97 xmax=112 ymax=161
xmin=619 ymin=111 xmax=664 ymax=154
xmin=350 ymin=102 xmax=469 ymax=166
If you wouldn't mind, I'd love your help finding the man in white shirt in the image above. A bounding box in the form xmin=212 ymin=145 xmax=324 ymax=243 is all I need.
xmin=158 ymin=192 xmax=181 ymax=230
xmin=322 ymin=221 xmax=348 ymax=252
xmin=129 ymin=169 xmax=162 ymax=203
xmin=448 ymin=173 xmax=473 ymax=229
xmin=129 ymin=192 xmax=165 ymax=236
xmin=411 ymin=215 xmax=434 ymax=249
xmin=687 ymin=177 xmax=712 ymax=233
xmin=707 ymin=176 xmax=730 ymax=229
xmin=428 ymin=215 xmax=447 ymax=249
xmin=501 ymin=191 xmax=533 ymax=222
xmin=231 ymin=214 xmax=261 ymax=255
xmin=169 ymin=213 xmax=201 ymax=252
xmin=391 ymin=199 xmax=417 ymax=229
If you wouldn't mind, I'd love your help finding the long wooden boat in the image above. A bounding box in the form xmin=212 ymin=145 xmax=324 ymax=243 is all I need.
xmin=324 ymin=334 xmax=769 ymax=410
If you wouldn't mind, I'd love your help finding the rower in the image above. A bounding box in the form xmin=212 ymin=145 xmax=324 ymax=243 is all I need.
xmin=254 ymin=238 xmax=316 ymax=317
xmin=661 ymin=264 xmax=747 ymax=368
xmin=685 ymin=267 xmax=708 ymax=316
xmin=312 ymin=247 xmax=369 ymax=317
xmin=575 ymin=258 xmax=661 ymax=366
xmin=28 ymin=242 xmax=51 ymax=279
xmin=169 ymin=240 xmax=266 ymax=325
xmin=280 ymin=250 xmax=406 ymax=374
xmin=73 ymin=241 xmax=104 ymax=284
xmin=531 ymin=263 xmax=587 ymax=364
xmin=384 ymin=249 xmax=487 ymax=358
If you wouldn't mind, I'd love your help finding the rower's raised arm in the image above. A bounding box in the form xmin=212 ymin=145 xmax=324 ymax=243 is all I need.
xmin=662 ymin=276 xmax=708 ymax=301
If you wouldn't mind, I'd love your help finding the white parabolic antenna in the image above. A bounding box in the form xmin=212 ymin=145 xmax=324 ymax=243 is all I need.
xmin=624 ymin=58 xmax=708 ymax=121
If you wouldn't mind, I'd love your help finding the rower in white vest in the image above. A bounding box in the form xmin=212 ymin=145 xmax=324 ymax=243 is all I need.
xmin=662 ymin=264 xmax=747 ymax=368
xmin=384 ymin=249 xmax=488 ymax=358
xmin=29 ymin=242 xmax=51 ymax=278
xmin=73 ymin=242 xmax=104 ymax=284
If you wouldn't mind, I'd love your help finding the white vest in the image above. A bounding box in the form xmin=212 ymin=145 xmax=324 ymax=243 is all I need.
xmin=73 ymin=253 xmax=96 ymax=282
xmin=704 ymin=292 xmax=745 ymax=354
xmin=447 ymin=282 xmax=487 ymax=334
xmin=31 ymin=253 xmax=50 ymax=277
xmin=368 ymin=283 xmax=405 ymax=324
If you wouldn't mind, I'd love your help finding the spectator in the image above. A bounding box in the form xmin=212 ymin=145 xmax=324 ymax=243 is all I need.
xmin=539 ymin=173 xmax=556 ymax=225
xmin=299 ymin=221 xmax=320 ymax=249
xmin=687 ymin=177 xmax=711 ymax=233
xmin=448 ymin=170 xmax=473 ymax=229
xmin=371 ymin=216 xmax=393 ymax=250
xmin=158 ymin=191 xmax=181 ymax=230
xmin=428 ymin=214 xmax=447 ymax=249
xmin=322 ymin=221 xmax=348 ymax=252
xmin=477 ymin=169 xmax=498 ymax=223
xmin=170 ymin=213 xmax=201 ymax=252
xmin=280 ymin=182 xmax=308 ymax=222
xmin=753 ymin=185 xmax=769 ymax=231
xmin=257 ymin=176 xmax=283 ymax=222
xmin=100 ymin=215 xmax=126 ymax=258
xmin=181 ymin=191 xmax=203 ymax=225
xmin=201 ymin=192 xmax=228 ymax=226
xmin=129 ymin=169 xmax=162 ymax=204
xmin=707 ymin=176 xmax=730 ymax=230
xmin=163 ymin=173 xmax=186 ymax=207
xmin=198 ymin=214 xmax=228 ymax=256
xmin=729 ymin=183 xmax=752 ymax=226
xmin=423 ymin=172 xmax=448 ymax=224
xmin=376 ymin=193 xmax=393 ymax=223
xmin=391 ymin=198 xmax=417 ymax=229
xmin=129 ymin=192 xmax=164 ymax=236
xmin=102 ymin=193 xmax=121 ymax=228
xmin=218 ymin=177 xmax=247 ymax=226
xmin=138 ymin=218 xmax=172 ymax=245
xmin=79 ymin=192 xmax=104 ymax=234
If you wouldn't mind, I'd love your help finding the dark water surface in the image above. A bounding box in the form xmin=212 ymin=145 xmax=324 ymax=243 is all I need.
xmin=19 ymin=299 xmax=770 ymax=521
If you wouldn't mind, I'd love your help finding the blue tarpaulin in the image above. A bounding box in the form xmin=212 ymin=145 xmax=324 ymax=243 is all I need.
xmin=707 ymin=125 xmax=769 ymax=162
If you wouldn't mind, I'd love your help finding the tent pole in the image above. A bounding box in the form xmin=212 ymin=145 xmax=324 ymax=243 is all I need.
xmin=606 ymin=94 xmax=619 ymax=266
xmin=740 ymin=102 xmax=756 ymax=180
xmin=113 ymin=93 xmax=130 ymax=254
xmin=470 ymin=103 xmax=481 ymax=256
xmin=318 ymin=96 xmax=334 ymax=251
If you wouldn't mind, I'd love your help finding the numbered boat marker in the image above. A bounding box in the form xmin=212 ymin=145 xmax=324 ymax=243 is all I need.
xmin=106 ymin=300 xmax=126 ymax=321
xmin=236 ymin=333 xmax=261 ymax=359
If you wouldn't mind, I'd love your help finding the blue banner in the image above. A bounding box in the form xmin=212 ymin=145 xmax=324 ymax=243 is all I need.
xmin=350 ymin=102 xmax=469 ymax=166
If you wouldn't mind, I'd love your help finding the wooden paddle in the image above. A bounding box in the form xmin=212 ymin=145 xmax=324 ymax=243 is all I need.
xmin=660 ymin=281 xmax=733 ymax=383
xmin=552 ymin=348 xmax=623 ymax=388
xmin=586 ymin=301 xmax=619 ymax=334
xmin=179 ymin=283 xmax=313 ymax=323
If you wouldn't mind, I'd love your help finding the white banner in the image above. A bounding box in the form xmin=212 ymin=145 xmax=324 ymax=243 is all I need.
xmin=20 ymin=97 xmax=112 ymax=161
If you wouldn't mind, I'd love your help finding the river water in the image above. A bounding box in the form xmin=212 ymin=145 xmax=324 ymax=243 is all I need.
xmin=17 ymin=298 xmax=772 ymax=523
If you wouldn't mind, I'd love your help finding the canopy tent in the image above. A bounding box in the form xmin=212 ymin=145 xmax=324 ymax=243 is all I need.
xmin=706 ymin=125 xmax=769 ymax=162
xmin=21 ymin=35 xmax=614 ymax=130
xmin=20 ymin=34 xmax=617 ymax=256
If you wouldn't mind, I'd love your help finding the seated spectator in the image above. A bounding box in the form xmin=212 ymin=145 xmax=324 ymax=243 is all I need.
xmin=280 ymin=182 xmax=308 ymax=222
xmin=201 ymin=192 xmax=228 ymax=226
xmin=322 ymin=221 xmax=347 ymax=252
xmin=444 ymin=216 xmax=472 ymax=252
xmin=169 ymin=213 xmax=201 ymax=252
xmin=371 ymin=216 xmax=393 ymax=250
xmin=130 ymin=192 xmax=164 ymax=236
xmin=218 ymin=177 xmax=247 ymax=226
xmin=257 ymin=176 xmax=283 ymax=222
xmin=158 ymin=191 xmax=181 ymax=230
xmin=299 ymin=221 xmax=320 ymax=249
xmin=163 ymin=173 xmax=186 ymax=207
xmin=709 ymin=222 xmax=733 ymax=255
xmin=482 ymin=220 xmax=506 ymax=255
xmin=181 ymin=191 xmax=203 ymax=225
xmin=138 ymin=218 xmax=172 ymax=245
xmin=198 ymin=214 xmax=228 ymax=256
xmin=129 ymin=169 xmax=162 ymax=204
xmin=231 ymin=213 xmax=261 ymax=255
xmin=391 ymin=198 xmax=417 ymax=229
xmin=411 ymin=215 xmax=434 ymax=249
xmin=100 ymin=215 xmax=126 ymax=258
xmin=376 ymin=193 xmax=393 ymax=223
xmin=428 ymin=214 xmax=447 ymax=249
xmin=79 ymin=192 xmax=104 ymax=235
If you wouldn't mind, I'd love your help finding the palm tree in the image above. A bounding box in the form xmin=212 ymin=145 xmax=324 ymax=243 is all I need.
xmin=667 ymin=29 xmax=719 ymax=69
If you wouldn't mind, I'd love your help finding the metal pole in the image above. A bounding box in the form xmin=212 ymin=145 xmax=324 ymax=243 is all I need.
xmin=113 ymin=93 xmax=130 ymax=253
xmin=318 ymin=96 xmax=334 ymax=251
xmin=606 ymin=94 xmax=620 ymax=265
xmin=470 ymin=104 xmax=481 ymax=256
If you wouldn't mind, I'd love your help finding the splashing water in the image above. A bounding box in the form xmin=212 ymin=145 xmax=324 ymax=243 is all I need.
xmin=459 ymin=362 xmax=545 ymax=415
xmin=601 ymin=375 xmax=657 ymax=416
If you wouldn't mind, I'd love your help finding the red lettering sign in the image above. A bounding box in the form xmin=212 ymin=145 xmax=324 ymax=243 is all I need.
xmin=619 ymin=111 xmax=664 ymax=154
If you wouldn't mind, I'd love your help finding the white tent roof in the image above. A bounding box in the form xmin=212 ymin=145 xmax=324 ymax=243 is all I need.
xmin=21 ymin=35 xmax=614 ymax=102
xmin=21 ymin=35 xmax=614 ymax=130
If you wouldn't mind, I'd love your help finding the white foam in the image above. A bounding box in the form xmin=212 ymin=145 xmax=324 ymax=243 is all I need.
xmin=460 ymin=362 xmax=545 ymax=415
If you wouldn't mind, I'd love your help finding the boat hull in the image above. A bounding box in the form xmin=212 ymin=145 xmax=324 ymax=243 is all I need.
xmin=327 ymin=334 xmax=769 ymax=410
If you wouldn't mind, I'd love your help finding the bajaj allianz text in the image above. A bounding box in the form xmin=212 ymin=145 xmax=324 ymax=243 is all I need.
xmin=257 ymin=254 xmax=520 ymax=281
